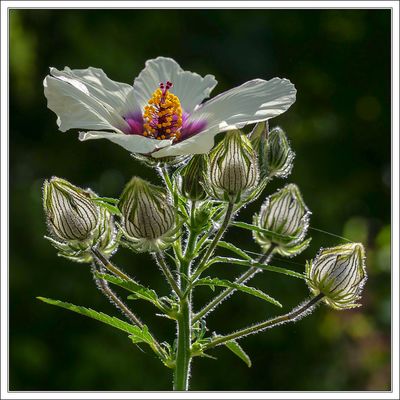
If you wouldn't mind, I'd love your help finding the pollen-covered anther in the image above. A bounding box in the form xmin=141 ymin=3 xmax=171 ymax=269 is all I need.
xmin=143 ymin=81 xmax=183 ymax=141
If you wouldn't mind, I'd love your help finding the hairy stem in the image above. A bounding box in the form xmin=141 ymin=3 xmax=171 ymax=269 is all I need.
xmin=92 ymin=262 xmax=166 ymax=360
xmin=203 ymin=293 xmax=325 ymax=350
xmin=91 ymin=263 xmax=143 ymax=327
xmin=192 ymin=202 xmax=234 ymax=280
xmin=173 ymin=201 xmax=199 ymax=390
xmin=155 ymin=252 xmax=182 ymax=298
xmin=91 ymin=247 xmax=132 ymax=282
xmin=193 ymin=244 xmax=277 ymax=322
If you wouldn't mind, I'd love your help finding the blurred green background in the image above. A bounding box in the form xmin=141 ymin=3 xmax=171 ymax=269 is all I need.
xmin=9 ymin=9 xmax=391 ymax=391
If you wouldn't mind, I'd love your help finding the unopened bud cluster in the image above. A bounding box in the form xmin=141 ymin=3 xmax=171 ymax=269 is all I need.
xmin=43 ymin=177 xmax=116 ymax=262
xmin=253 ymin=184 xmax=311 ymax=256
xmin=306 ymin=243 xmax=367 ymax=310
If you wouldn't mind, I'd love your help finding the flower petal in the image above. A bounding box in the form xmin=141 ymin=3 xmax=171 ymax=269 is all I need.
xmin=51 ymin=67 xmax=140 ymax=115
xmin=79 ymin=131 xmax=172 ymax=154
xmin=188 ymin=78 xmax=296 ymax=133
xmin=153 ymin=78 xmax=296 ymax=158
xmin=152 ymin=128 xmax=218 ymax=158
xmin=133 ymin=56 xmax=217 ymax=113
xmin=44 ymin=67 xmax=138 ymax=133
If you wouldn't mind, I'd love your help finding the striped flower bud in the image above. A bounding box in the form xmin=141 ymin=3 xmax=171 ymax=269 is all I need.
xmin=179 ymin=155 xmax=208 ymax=201
xmin=207 ymin=130 xmax=259 ymax=203
xmin=95 ymin=207 xmax=118 ymax=257
xmin=43 ymin=177 xmax=99 ymax=242
xmin=253 ymin=184 xmax=311 ymax=256
xmin=249 ymin=121 xmax=269 ymax=178
xmin=305 ymin=243 xmax=367 ymax=310
xmin=265 ymin=127 xmax=295 ymax=179
xmin=118 ymin=177 xmax=178 ymax=252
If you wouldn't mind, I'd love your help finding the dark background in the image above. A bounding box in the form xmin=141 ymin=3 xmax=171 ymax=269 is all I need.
xmin=9 ymin=9 xmax=391 ymax=391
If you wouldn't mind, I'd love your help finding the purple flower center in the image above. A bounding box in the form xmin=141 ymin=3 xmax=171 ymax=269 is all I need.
xmin=123 ymin=82 xmax=207 ymax=143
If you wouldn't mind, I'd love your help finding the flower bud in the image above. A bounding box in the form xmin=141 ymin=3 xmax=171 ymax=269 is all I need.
xmin=249 ymin=121 xmax=268 ymax=179
xmin=266 ymin=127 xmax=295 ymax=179
xmin=305 ymin=243 xmax=367 ymax=310
xmin=249 ymin=124 xmax=294 ymax=179
xmin=249 ymin=121 xmax=268 ymax=156
xmin=95 ymin=207 xmax=118 ymax=257
xmin=43 ymin=177 xmax=99 ymax=242
xmin=253 ymin=184 xmax=310 ymax=256
xmin=207 ymin=130 xmax=259 ymax=203
xmin=43 ymin=177 xmax=118 ymax=263
xmin=118 ymin=177 xmax=178 ymax=252
xmin=179 ymin=155 xmax=208 ymax=201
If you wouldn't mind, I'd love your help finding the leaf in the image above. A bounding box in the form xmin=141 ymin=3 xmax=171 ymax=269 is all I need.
xmin=194 ymin=277 xmax=282 ymax=308
xmin=207 ymin=256 xmax=305 ymax=280
xmin=232 ymin=221 xmax=297 ymax=241
xmin=92 ymin=199 xmax=122 ymax=216
xmin=95 ymin=273 xmax=162 ymax=309
xmin=275 ymin=237 xmax=312 ymax=257
xmin=37 ymin=297 xmax=140 ymax=335
xmin=92 ymin=196 xmax=119 ymax=204
xmin=225 ymin=340 xmax=252 ymax=367
xmin=214 ymin=241 xmax=252 ymax=261
xmin=128 ymin=325 xmax=153 ymax=345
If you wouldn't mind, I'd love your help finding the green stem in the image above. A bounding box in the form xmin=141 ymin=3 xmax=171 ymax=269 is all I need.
xmin=193 ymin=244 xmax=277 ymax=322
xmin=203 ymin=293 xmax=325 ymax=350
xmin=173 ymin=201 xmax=199 ymax=390
xmin=91 ymin=247 xmax=132 ymax=282
xmin=155 ymin=252 xmax=183 ymax=298
xmin=192 ymin=202 xmax=234 ymax=280
xmin=91 ymin=263 xmax=143 ymax=328
xmin=174 ymin=298 xmax=191 ymax=390
xmin=159 ymin=165 xmax=173 ymax=193
xmin=92 ymin=263 xmax=167 ymax=361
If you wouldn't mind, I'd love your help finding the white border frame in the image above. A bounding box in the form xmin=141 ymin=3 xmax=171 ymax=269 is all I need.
xmin=1 ymin=1 xmax=399 ymax=399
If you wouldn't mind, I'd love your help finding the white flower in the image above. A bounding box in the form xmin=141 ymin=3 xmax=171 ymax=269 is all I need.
xmin=44 ymin=57 xmax=296 ymax=158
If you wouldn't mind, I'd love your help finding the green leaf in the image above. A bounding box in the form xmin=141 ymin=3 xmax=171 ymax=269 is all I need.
xmin=92 ymin=196 xmax=119 ymax=204
xmin=37 ymin=297 xmax=140 ymax=335
xmin=207 ymin=256 xmax=305 ymax=280
xmin=232 ymin=221 xmax=297 ymax=241
xmin=214 ymin=241 xmax=252 ymax=261
xmin=95 ymin=273 xmax=163 ymax=310
xmin=128 ymin=325 xmax=153 ymax=345
xmin=194 ymin=277 xmax=282 ymax=308
xmin=225 ymin=340 xmax=252 ymax=367
xmin=37 ymin=297 xmax=164 ymax=357
xmin=275 ymin=237 xmax=312 ymax=257
xmin=92 ymin=199 xmax=122 ymax=216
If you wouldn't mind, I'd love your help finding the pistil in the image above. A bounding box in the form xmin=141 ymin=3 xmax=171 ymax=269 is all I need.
xmin=143 ymin=82 xmax=183 ymax=141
